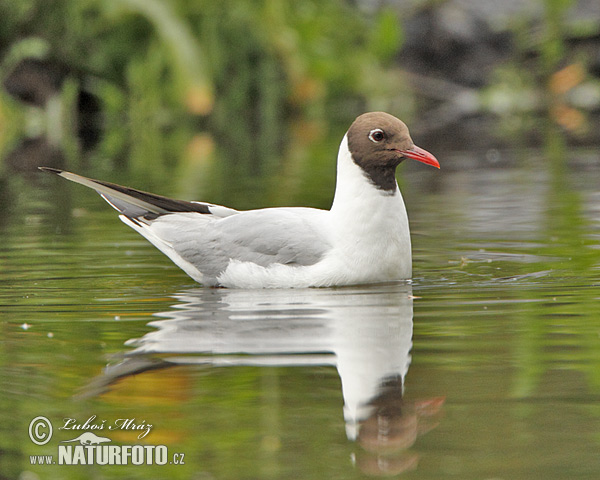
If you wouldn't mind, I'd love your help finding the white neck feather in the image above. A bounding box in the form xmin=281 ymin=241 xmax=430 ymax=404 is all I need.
xmin=327 ymin=135 xmax=412 ymax=281
xmin=331 ymin=134 xmax=401 ymax=212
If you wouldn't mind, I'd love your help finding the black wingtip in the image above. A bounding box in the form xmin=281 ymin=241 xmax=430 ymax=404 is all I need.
xmin=39 ymin=166 xmax=63 ymax=175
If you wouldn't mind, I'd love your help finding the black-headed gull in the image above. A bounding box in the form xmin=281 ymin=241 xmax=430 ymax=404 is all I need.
xmin=40 ymin=112 xmax=439 ymax=288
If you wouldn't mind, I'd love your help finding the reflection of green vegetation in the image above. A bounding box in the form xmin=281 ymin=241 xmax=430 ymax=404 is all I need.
xmin=413 ymin=129 xmax=600 ymax=400
xmin=2 ymin=154 xmax=600 ymax=478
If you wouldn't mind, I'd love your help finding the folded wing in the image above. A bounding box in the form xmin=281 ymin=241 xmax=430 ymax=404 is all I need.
xmin=40 ymin=168 xmax=331 ymax=285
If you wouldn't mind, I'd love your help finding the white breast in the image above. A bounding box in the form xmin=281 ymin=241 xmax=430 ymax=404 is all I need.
xmin=319 ymin=135 xmax=412 ymax=284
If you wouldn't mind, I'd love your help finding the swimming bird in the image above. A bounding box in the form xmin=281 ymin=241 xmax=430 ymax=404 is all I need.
xmin=40 ymin=112 xmax=439 ymax=288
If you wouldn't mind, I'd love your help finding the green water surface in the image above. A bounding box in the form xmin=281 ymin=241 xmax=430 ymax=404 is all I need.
xmin=1 ymin=150 xmax=599 ymax=480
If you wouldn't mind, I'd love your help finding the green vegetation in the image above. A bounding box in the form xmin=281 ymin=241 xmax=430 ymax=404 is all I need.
xmin=0 ymin=0 xmax=403 ymax=194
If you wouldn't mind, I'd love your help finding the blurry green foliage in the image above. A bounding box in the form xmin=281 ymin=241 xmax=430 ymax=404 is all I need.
xmin=483 ymin=0 xmax=599 ymax=143
xmin=540 ymin=0 xmax=575 ymax=73
xmin=0 ymin=0 xmax=404 ymax=187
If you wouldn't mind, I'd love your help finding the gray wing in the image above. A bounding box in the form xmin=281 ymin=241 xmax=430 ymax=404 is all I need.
xmin=142 ymin=207 xmax=332 ymax=283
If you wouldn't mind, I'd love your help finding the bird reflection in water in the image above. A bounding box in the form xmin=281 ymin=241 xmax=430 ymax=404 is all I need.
xmin=84 ymin=285 xmax=444 ymax=475
xmin=353 ymin=375 xmax=444 ymax=475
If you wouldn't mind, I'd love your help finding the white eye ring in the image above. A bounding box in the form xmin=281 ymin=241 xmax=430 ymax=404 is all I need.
xmin=369 ymin=128 xmax=385 ymax=143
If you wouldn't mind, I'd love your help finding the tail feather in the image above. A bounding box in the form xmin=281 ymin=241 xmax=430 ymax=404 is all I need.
xmin=39 ymin=167 xmax=212 ymax=218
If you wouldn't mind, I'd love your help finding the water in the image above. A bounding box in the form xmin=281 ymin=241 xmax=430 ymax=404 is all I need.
xmin=1 ymin=151 xmax=600 ymax=479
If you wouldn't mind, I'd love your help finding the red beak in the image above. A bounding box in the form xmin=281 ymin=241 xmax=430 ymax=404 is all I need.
xmin=397 ymin=145 xmax=440 ymax=169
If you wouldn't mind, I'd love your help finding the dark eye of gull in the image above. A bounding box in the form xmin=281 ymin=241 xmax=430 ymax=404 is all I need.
xmin=368 ymin=128 xmax=385 ymax=143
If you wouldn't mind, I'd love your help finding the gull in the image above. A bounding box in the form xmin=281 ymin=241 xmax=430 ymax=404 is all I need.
xmin=40 ymin=112 xmax=439 ymax=288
